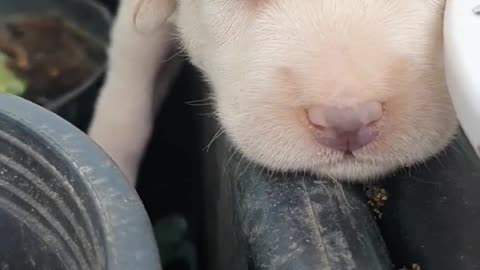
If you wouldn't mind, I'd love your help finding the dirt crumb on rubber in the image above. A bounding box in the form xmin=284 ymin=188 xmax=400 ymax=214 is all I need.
xmin=365 ymin=186 xmax=388 ymax=220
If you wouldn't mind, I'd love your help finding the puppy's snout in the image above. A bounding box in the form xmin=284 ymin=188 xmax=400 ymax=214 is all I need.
xmin=307 ymin=101 xmax=383 ymax=152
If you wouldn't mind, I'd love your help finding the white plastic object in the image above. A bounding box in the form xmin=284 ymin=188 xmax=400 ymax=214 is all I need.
xmin=444 ymin=0 xmax=480 ymax=157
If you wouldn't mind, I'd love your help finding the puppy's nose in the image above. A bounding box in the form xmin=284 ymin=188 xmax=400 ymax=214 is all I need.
xmin=307 ymin=101 xmax=383 ymax=151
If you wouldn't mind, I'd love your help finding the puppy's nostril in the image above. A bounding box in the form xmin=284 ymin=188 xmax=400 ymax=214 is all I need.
xmin=307 ymin=101 xmax=383 ymax=151
xmin=307 ymin=106 xmax=329 ymax=128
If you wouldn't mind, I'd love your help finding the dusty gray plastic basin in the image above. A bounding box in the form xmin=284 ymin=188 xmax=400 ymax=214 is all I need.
xmin=0 ymin=93 xmax=161 ymax=270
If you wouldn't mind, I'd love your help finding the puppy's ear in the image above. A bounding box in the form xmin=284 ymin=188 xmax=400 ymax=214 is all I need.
xmin=134 ymin=0 xmax=176 ymax=34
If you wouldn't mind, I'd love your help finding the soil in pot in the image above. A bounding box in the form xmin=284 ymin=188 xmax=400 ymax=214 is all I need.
xmin=0 ymin=13 xmax=106 ymax=106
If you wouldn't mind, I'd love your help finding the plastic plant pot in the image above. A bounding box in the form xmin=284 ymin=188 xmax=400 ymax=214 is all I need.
xmin=0 ymin=0 xmax=112 ymax=129
xmin=0 ymin=93 xmax=161 ymax=270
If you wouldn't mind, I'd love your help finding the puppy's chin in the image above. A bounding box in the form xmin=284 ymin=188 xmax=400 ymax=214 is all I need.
xmin=291 ymin=161 xmax=401 ymax=183
xmin=215 ymin=92 xmax=458 ymax=183
xmin=224 ymin=131 xmax=453 ymax=183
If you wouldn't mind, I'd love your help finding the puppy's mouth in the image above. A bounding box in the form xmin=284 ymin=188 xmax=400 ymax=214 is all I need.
xmin=334 ymin=150 xmax=379 ymax=164
xmin=343 ymin=150 xmax=355 ymax=159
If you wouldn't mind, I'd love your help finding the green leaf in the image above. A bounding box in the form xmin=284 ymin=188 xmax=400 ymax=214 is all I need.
xmin=0 ymin=52 xmax=27 ymax=96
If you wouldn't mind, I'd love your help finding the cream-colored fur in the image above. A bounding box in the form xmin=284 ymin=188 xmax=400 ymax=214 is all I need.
xmin=88 ymin=0 xmax=181 ymax=183
xmin=89 ymin=0 xmax=458 ymax=185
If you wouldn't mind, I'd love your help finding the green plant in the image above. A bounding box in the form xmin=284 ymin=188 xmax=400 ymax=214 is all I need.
xmin=0 ymin=52 xmax=27 ymax=96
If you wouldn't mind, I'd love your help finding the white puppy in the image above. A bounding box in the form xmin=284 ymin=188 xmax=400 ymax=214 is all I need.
xmin=89 ymin=0 xmax=458 ymax=185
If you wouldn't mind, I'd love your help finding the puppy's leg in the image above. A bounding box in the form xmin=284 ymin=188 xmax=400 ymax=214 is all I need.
xmin=88 ymin=0 xmax=180 ymax=185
